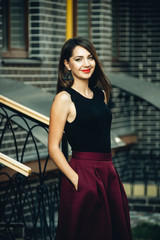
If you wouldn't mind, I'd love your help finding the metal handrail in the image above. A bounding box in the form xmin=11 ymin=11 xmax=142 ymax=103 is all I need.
xmin=0 ymin=152 xmax=31 ymax=177
xmin=0 ymin=95 xmax=49 ymax=126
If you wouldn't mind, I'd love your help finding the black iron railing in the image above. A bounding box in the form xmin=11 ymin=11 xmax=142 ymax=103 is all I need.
xmin=0 ymin=99 xmax=68 ymax=240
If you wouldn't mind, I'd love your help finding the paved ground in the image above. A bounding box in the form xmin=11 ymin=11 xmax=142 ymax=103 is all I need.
xmin=130 ymin=211 xmax=160 ymax=228
xmin=55 ymin=210 xmax=160 ymax=229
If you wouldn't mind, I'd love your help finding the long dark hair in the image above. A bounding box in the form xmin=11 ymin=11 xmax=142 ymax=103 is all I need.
xmin=57 ymin=37 xmax=112 ymax=102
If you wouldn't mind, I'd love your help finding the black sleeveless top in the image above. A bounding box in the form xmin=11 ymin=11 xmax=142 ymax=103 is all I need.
xmin=64 ymin=87 xmax=112 ymax=153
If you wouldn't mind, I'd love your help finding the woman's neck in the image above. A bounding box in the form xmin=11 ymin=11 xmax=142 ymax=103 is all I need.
xmin=71 ymin=80 xmax=93 ymax=98
xmin=72 ymin=78 xmax=89 ymax=90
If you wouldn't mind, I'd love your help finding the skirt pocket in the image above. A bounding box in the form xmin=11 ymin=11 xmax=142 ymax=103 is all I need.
xmin=66 ymin=177 xmax=79 ymax=192
xmin=67 ymin=159 xmax=80 ymax=192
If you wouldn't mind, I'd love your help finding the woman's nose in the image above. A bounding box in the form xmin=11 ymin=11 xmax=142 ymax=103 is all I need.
xmin=83 ymin=58 xmax=90 ymax=66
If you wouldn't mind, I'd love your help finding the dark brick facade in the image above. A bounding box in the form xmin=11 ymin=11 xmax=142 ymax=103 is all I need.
xmin=0 ymin=0 xmax=66 ymax=92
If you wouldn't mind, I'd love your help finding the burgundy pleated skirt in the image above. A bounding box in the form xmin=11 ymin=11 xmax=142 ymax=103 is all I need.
xmin=55 ymin=152 xmax=132 ymax=240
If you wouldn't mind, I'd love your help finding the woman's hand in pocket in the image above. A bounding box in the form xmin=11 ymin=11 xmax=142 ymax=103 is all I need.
xmin=72 ymin=173 xmax=79 ymax=191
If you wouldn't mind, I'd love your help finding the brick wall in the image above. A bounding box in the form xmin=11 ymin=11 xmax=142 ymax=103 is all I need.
xmin=0 ymin=0 xmax=66 ymax=93
xmin=91 ymin=0 xmax=112 ymax=71
xmin=110 ymin=0 xmax=160 ymax=186
xmin=129 ymin=0 xmax=160 ymax=85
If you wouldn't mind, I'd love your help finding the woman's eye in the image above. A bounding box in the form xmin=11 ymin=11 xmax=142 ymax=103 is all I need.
xmin=88 ymin=56 xmax=94 ymax=60
xmin=75 ymin=58 xmax=81 ymax=62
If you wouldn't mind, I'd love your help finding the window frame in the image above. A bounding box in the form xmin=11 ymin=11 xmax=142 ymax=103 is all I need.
xmin=112 ymin=0 xmax=120 ymax=62
xmin=2 ymin=0 xmax=29 ymax=59
xmin=73 ymin=0 xmax=77 ymax=37
xmin=73 ymin=0 xmax=91 ymax=40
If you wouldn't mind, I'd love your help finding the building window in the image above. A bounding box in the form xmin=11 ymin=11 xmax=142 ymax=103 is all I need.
xmin=2 ymin=0 xmax=28 ymax=58
xmin=73 ymin=0 xmax=91 ymax=39
xmin=112 ymin=0 xmax=119 ymax=60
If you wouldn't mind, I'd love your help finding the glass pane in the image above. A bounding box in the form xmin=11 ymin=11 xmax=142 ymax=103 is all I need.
xmin=77 ymin=0 xmax=90 ymax=39
xmin=10 ymin=0 xmax=25 ymax=48
xmin=112 ymin=0 xmax=119 ymax=58
xmin=2 ymin=0 xmax=8 ymax=51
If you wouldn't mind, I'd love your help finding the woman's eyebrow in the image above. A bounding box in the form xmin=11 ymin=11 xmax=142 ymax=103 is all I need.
xmin=73 ymin=56 xmax=83 ymax=58
xmin=73 ymin=54 xmax=93 ymax=58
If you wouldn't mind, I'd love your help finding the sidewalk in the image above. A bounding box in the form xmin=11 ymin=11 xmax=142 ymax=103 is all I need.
xmin=130 ymin=211 xmax=160 ymax=228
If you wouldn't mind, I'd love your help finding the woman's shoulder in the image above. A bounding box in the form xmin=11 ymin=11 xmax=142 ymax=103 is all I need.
xmin=54 ymin=90 xmax=71 ymax=102
xmin=51 ymin=90 xmax=72 ymax=111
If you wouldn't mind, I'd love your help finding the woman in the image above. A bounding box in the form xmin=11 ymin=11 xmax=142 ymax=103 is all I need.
xmin=48 ymin=37 xmax=132 ymax=240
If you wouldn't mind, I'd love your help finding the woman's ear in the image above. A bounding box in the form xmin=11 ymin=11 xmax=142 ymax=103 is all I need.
xmin=64 ymin=59 xmax=70 ymax=71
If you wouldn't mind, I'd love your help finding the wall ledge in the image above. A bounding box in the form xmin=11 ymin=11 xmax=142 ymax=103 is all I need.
xmin=2 ymin=58 xmax=42 ymax=66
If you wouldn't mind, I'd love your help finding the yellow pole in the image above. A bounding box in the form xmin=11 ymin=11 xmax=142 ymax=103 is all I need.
xmin=66 ymin=0 xmax=73 ymax=40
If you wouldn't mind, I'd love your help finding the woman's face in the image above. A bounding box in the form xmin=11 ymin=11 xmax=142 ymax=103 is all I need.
xmin=64 ymin=46 xmax=96 ymax=82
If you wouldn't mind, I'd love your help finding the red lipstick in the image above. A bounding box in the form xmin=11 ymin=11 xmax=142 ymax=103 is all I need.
xmin=81 ymin=69 xmax=91 ymax=73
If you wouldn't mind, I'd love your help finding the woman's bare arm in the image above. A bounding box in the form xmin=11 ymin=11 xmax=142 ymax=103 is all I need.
xmin=48 ymin=91 xmax=78 ymax=190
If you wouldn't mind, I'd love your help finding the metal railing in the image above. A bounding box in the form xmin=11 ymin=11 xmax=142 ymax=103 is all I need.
xmin=0 ymin=96 xmax=68 ymax=240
